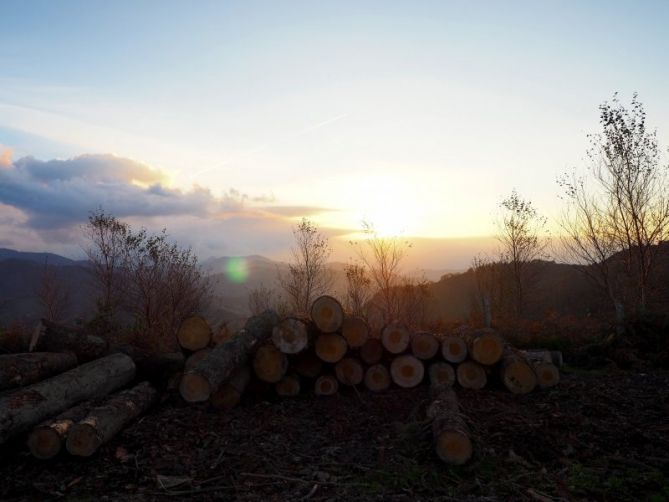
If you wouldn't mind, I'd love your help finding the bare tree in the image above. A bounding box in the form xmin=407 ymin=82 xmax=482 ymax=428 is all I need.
xmin=36 ymin=259 xmax=70 ymax=322
xmin=395 ymin=273 xmax=431 ymax=328
xmin=343 ymin=263 xmax=372 ymax=317
xmin=248 ymin=284 xmax=288 ymax=316
xmin=471 ymin=254 xmax=498 ymax=327
xmin=278 ymin=218 xmax=333 ymax=314
xmin=496 ymin=190 xmax=549 ymax=317
xmin=559 ymin=93 xmax=669 ymax=321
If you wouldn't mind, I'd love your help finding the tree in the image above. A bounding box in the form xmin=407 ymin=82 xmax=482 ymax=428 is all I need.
xmin=470 ymin=254 xmax=498 ymax=328
xmin=278 ymin=218 xmax=333 ymax=314
xmin=559 ymin=93 xmax=669 ymax=322
xmin=36 ymin=259 xmax=70 ymax=322
xmin=343 ymin=263 xmax=372 ymax=317
xmin=248 ymin=284 xmax=288 ymax=317
xmin=496 ymin=190 xmax=549 ymax=317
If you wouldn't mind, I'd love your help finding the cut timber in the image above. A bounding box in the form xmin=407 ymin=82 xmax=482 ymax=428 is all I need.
xmin=66 ymin=381 xmax=156 ymax=457
xmin=427 ymin=387 xmax=472 ymax=465
xmin=275 ymin=374 xmax=301 ymax=397
xmin=429 ymin=362 xmax=455 ymax=389
xmin=314 ymin=375 xmax=338 ymax=396
xmin=390 ymin=354 xmax=425 ymax=388
xmin=456 ymin=361 xmax=487 ymax=390
xmin=177 ymin=316 xmax=212 ymax=352
xmin=31 ymin=319 xmax=108 ymax=362
xmin=334 ymin=357 xmax=364 ymax=386
xmin=523 ymin=349 xmax=563 ymax=367
xmin=27 ymin=401 xmax=94 ymax=460
xmin=310 ymin=295 xmax=344 ymax=333
xmin=113 ymin=346 xmax=184 ymax=384
xmin=381 ymin=324 xmax=411 ymax=354
xmin=364 ymin=364 xmax=390 ymax=392
xmin=465 ymin=329 xmax=504 ymax=365
xmin=0 ymin=352 xmax=78 ymax=391
xmin=272 ymin=317 xmax=312 ymax=354
xmin=293 ymin=351 xmax=323 ymax=379
xmin=185 ymin=348 xmax=212 ymax=370
xmin=360 ymin=338 xmax=384 ymax=365
xmin=530 ymin=360 xmax=560 ymax=388
xmin=314 ymin=333 xmax=348 ymax=363
xmin=0 ymin=353 xmax=135 ymax=445
xmin=210 ymin=366 xmax=251 ymax=410
xmin=410 ymin=332 xmax=440 ymax=360
xmin=253 ymin=344 xmax=288 ymax=383
xmin=179 ymin=310 xmax=279 ymax=403
xmin=500 ymin=349 xmax=537 ymax=394
xmin=441 ymin=335 xmax=468 ymax=364
xmin=341 ymin=316 xmax=370 ymax=348
xmin=212 ymin=319 xmax=245 ymax=346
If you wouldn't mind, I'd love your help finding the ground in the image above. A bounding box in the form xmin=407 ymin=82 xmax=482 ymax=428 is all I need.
xmin=1 ymin=368 xmax=668 ymax=501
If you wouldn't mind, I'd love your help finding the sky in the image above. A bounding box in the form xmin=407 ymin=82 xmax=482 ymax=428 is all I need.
xmin=1 ymin=1 xmax=668 ymax=270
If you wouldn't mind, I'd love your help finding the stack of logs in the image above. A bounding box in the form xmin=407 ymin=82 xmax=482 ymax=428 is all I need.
xmin=178 ymin=295 xmax=562 ymax=466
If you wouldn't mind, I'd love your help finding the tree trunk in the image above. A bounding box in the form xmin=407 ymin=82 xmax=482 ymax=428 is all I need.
xmin=441 ymin=335 xmax=468 ymax=363
xmin=210 ymin=366 xmax=251 ymax=410
xmin=521 ymin=349 xmax=563 ymax=367
xmin=334 ymin=357 xmax=364 ymax=386
xmin=113 ymin=346 xmax=184 ymax=385
xmin=314 ymin=375 xmax=338 ymax=396
xmin=341 ymin=316 xmax=370 ymax=348
xmin=185 ymin=348 xmax=212 ymax=370
xmin=310 ymin=295 xmax=344 ymax=333
xmin=179 ymin=310 xmax=280 ymax=403
xmin=456 ymin=361 xmax=487 ymax=390
xmin=0 ymin=352 xmax=78 ymax=391
xmin=428 ymin=362 xmax=455 ymax=389
xmin=464 ymin=329 xmax=504 ymax=365
xmin=521 ymin=351 xmax=560 ymax=388
xmin=293 ymin=351 xmax=323 ymax=379
xmin=212 ymin=319 xmax=245 ymax=346
xmin=427 ymin=387 xmax=472 ymax=465
xmin=177 ymin=316 xmax=212 ymax=352
xmin=499 ymin=349 xmax=537 ymax=394
xmin=27 ymin=400 xmax=94 ymax=459
xmin=275 ymin=374 xmax=301 ymax=397
xmin=390 ymin=354 xmax=424 ymax=388
xmin=363 ymin=364 xmax=390 ymax=392
xmin=410 ymin=332 xmax=439 ymax=360
xmin=381 ymin=323 xmax=411 ymax=354
xmin=272 ymin=317 xmax=313 ymax=354
xmin=253 ymin=344 xmax=289 ymax=383
xmin=314 ymin=333 xmax=348 ymax=363
xmin=31 ymin=319 xmax=108 ymax=362
xmin=0 ymin=353 xmax=135 ymax=445
xmin=66 ymin=381 xmax=157 ymax=457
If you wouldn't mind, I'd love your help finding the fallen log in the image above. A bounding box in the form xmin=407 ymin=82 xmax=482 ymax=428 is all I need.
xmin=177 ymin=316 xmax=212 ymax=352
xmin=341 ymin=316 xmax=370 ymax=348
xmin=334 ymin=357 xmax=364 ymax=386
xmin=66 ymin=381 xmax=157 ymax=457
xmin=212 ymin=319 xmax=246 ymax=346
xmin=31 ymin=319 xmax=108 ymax=362
xmin=427 ymin=387 xmax=472 ymax=465
xmin=27 ymin=400 xmax=94 ymax=460
xmin=0 ymin=352 xmax=78 ymax=391
xmin=530 ymin=360 xmax=560 ymax=388
xmin=441 ymin=335 xmax=468 ymax=364
xmin=275 ymin=374 xmax=301 ymax=397
xmin=272 ymin=317 xmax=313 ymax=354
xmin=210 ymin=366 xmax=251 ymax=410
xmin=179 ymin=310 xmax=279 ymax=403
xmin=381 ymin=324 xmax=411 ymax=354
xmin=364 ymin=364 xmax=391 ymax=392
xmin=184 ymin=348 xmax=212 ymax=370
xmin=456 ymin=361 xmax=487 ymax=390
xmin=465 ymin=329 xmax=504 ymax=365
xmin=360 ymin=338 xmax=384 ymax=365
xmin=428 ymin=362 xmax=455 ymax=388
xmin=522 ymin=349 xmax=563 ymax=367
xmin=0 ymin=353 xmax=136 ymax=445
xmin=293 ymin=351 xmax=323 ymax=379
xmin=113 ymin=346 xmax=184 ymax=385
xmin=410 ymin=332 xmax=439 ymax=360
xmin=310 ymin=295 xmax=344 ymax=333
xmin=500 ymin=349 xmax=537 ymax=394
xmin=314 ymin=375 xmax=338 ymax=396
xmin=314 ymin=333 xmax=348 ymax=363
xmin=390 ymin=354 xmax=424 ymax=388
xmin=253 ymin=344 xmax=289 ymax=383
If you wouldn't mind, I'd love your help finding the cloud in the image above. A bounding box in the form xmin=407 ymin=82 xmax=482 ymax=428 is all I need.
xmin=259 ymin=205 xmax=335 ymax=218
xmin=0 ymin=145 xmax=12 ymax=167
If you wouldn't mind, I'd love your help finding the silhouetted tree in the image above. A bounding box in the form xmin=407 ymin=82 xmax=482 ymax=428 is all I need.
xmin=36 ymin=259 xmax=69 ymax=322
xmin=248 ymin=284 xmax=288 ymax=316
xmin=343 ymin=263 xmax=372 ymax=318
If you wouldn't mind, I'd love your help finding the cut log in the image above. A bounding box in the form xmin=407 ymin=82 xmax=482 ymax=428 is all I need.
xmin=272 ymin=317 xmax=313 ymax=354
xmin=210 ymin=366 xmax=251 ymax=410
xmin=310 ymin=295 xmax=344 ymax=333
xmin=185 ymin=348 xmax=212 ymax=370
xmin=0 ymin=353 xmax=136 ymax=445
xmin=177 ymin=316 xmax=212 ymax=352
xmin=66 ymin=381 xmax=157 ymax=457
xmin=0 ymin=352 xmax=78 ymax=391
xmin=334 ymin=357 xmax=364 ymax=386
xmin=428 ymin=362 xmax=455 ymax=389
xmin=410 ymin=332 xmax=440 ymax=360
xmin=522 ymin=349 xmax=563 ymax=368
xmin=113 ymin=346 xmax=184 ymax=385
xmin=381 ymin=324 xmax=411 ymax=354
xmin=27 ymin=400 xmax=94 ymax=460
xmin=427 ymin=387 xmax=472 ymax=465
xmin=253 ymin=344 xmax=289 ymax=383
xmin=465 ymin=329 xmax=504 ymax=365
xmin=179 ymin=310 xmax=279 ymax=403
xmin=364 ymin=364 xmax=391 ymax=392
xmin=441 ymin=335 xmax=468 ymax=364
xmin=500 ymin=349 xmax=537 ymax=394
xmin=31 ymin=319 xmax=108 ymax=362
xmin=341 ymin=316 xmax=370 ymax=348
xmin=390 ymin=354 xmax=425 ymax=388
xmin=275 ymin=374 xmax=301 ymax=397
xmin=314 ymin=375 xmax=339 ymax=396
xmin=314 ymin=333 xmax=348 ymax=363
xmin=293 ymin=351 xmax=323 ymax=379
xmin=456 ymin=361 xmax=487 ymax=390
xmin=212 ymin=318 xmax=246 ymax=346
xmin=359 ymin=338 xmax=384 ymax=365
xmin=530 ymin=360 xmax=560 ymax=388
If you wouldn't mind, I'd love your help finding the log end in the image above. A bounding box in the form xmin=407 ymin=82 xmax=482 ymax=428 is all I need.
xmin=456 ymin=361 xmax=487 ymax=390
xmin=442 ymin=336 xmax=467 ymax=363
xmin=435 ymin=430 xmax=472 ymax=465
xmin=27 ymin=427 xmax=62 ymax=460
xmin=66 ymin=423 xmax=99 ymax=457
xmin=501 ymin=360 xmax=537 ymax=394
xmin=364 ymin=364 xmax=390 ymax=392
xmin=177 ymin=316 xmax=212 ymax=352
xmin=471 ymin=332 xmax=504 ymax=365
xmin=314 ymin=333 xmax=348 ymax=363
xmin=314 ymin=375 xmax=338 ymax=396
xmin=310 ymin=296 xmax=344 ymax=333
xmin=179 ymin=372 xmax=212 ymax=402
xmin=210 ymin=386 xmax=241 ymax=410
xmin=390 ymin=354 xmax=425 ymax=388
xmin=535 ymin=362 xmax=560 ymax=388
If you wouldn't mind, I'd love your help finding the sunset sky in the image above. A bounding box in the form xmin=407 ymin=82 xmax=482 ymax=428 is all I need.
xmin=1 ymin=1 xmax=668 ymax=269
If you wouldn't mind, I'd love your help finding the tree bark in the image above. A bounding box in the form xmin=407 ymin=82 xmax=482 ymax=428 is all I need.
xmin=184 ymin=348 xmax=212 ymax=370
xmin=427 ymin=387 xmax=472 ymax=465
xmin=0 ymin=353 xmax=135 ymax=445
xmin=177 ymin=316 xmax=212 ymax=352
xmin=341 ymin=316 xmax=370 ymax=348
xmin=31 ymin=319 xmax=108 ymax=362
xmin=27 ymin=400 xmax=94 ymax=460
xmin=210 ymin=366 xmax=251 ymax=410
xmin=179 ymin=310 xmax=279 ymax=403
xmin=310 ymin=295 xmax=344 ymax=333
xmin=113 ymin=346 xmax=184 ymax=385
xmin=253 ymin=344 xmax=289 ymax=383
xmin=66 ymin=381 xmax=156 ymax=457
xmin=390 ymin=354 xmax=424 ymax=388
xmin=0 ymin=352 xmax=78 ymax=391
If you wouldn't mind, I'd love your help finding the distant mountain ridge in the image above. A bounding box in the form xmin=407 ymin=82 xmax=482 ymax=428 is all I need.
xmin=0 ymin=248 xmax=80 ymax=267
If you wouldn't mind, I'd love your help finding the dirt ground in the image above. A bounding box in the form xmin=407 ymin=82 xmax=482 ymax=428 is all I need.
xmin=1 ymin=368 xmax=668 ymax=501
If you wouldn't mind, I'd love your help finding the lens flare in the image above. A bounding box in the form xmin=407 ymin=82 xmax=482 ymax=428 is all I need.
xmin=225 ymin=256 xmax=248 ymax=283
